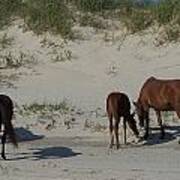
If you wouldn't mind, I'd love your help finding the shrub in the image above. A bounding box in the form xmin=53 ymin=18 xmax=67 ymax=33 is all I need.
xmin=122 ymin=8 xmax=153 ymax=33
xmin=22 ymin=0 xmax=73 ymax=38
xmin=152 ymin=0 xmax=180 ymax=25
xmin=0 ymin=0 xmax=22 ymax=29
xmin=0 ymin=0 xmax=180 ymax=42
xmin=121 ymin=0 xmax=180 ymax=36
xmin=71 ymin=0 xmax=120 ymax=12
xmin=165 ymin=24 xmax=180 ymax=42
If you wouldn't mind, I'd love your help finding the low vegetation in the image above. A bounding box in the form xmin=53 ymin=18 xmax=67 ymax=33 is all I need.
xmin=0 ymin=0 xmax=21 ymax=29
xmin=0 ymin=33 xmax=14 ymax=49
xmin=0 ymin=51 xmax=37 ymax=69
xmin=0 ymin=0 xmax=179 ymax=42
xmin=72 ymin=0 xmax=180 ymax=43
xmin=40 ymin=38 xmax=72 ymax=62
xmin=0 ymin=0 xmax=73 ymax=38
xmin=16 ymin=100 xmax=77 ymax=130
xmin=22 ymin=0 xmax=73 ymax=38
xmin=18 ymin=100 xmax=71 ymax=116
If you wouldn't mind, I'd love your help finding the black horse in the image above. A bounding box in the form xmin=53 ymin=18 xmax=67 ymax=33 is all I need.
xmin=0 ymin=94 xmax=18 ymax=160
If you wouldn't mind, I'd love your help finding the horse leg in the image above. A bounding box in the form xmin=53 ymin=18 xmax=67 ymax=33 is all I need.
xmin=174 ymin=105 xmax=180 ymax=144
xmin=155 ymin=110 xmax=165 ymax=139
xmin=144 ymin=111 xmax=150 ymax=140
xmin=1 ymin=130 xmax=7 ymax=160
xmin=114 ymin=120 xmax=120 ymax=149
xmin=123 ymin=118 xmax=127 ymax=145
xmin=108 ymin=114 xmax=114 ymax=149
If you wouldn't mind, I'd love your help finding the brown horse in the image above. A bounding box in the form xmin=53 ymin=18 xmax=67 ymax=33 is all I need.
xmin=134 ymin=76 xmax=180 ymax=139
xmin=106 ymin=92 xmax=139 ymax=149
xmin=0 ymin=94 xmax=18 ymax=160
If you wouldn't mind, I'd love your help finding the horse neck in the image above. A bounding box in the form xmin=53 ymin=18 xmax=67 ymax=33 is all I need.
xmin=138 ymin=77 xmax=156 ymax=99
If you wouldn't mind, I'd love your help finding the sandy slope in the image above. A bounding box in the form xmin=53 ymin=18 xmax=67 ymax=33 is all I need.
xmin=0 ymin=22 xmax=180 ymax=179
xmin=2 ymin=24 xmax=180 ymax=111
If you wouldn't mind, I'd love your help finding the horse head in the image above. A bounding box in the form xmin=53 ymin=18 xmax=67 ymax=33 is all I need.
xmin=127 ymin=112 xmax=139 ymax=137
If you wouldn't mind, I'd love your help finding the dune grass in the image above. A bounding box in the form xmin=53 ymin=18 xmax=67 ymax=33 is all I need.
xmin=0 ymin=0 xmax=73 ymax=38
xmin=0 ymin=0 xmax=179 ymax=42
xmin=19 ymin=100 xmax=71 ymax=116
xmin=71 ymin=0 xmax=180 ymax=42
xmin=22 ymin=0 xmax=73 ymax=38
xmin=0 ymin=0 xmax=22 ymax=29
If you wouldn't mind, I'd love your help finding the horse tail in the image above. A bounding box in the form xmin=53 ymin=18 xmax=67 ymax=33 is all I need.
xmin=0 ymin=102 xmax=18 ymax=147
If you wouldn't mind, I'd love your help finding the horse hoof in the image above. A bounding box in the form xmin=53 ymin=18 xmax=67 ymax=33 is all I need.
xmin=134 ymin=137 xmax=142 ymax=143
xmin=160 ymin=135 xmax=165 ymax=139
xmin=116 ymin=144 xmax=120 ymax=150
xmin=1 ymin=155 xmax=6 ymax=160
xmin=160 ymin=133 xmax=165 ymax=139
xmin=143 ymin=135 xmax=148 ymax=140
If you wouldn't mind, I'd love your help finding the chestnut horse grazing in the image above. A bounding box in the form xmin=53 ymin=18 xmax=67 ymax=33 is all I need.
xmin=106 ymin=92 xmax=139 ymax=149
xmin=134 ymin=76 xmax=180 ymax=139
xmin=0 ymin=95 xmax=18 ymax=160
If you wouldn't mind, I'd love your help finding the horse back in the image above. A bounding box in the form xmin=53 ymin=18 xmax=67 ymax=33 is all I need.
xmin=106 ymin=92 xmax=130 ymax=117
xmin=139 ymin=77 xmax=180 ymax=110
xmin=0 ymin=95 xmax=13 ymax=121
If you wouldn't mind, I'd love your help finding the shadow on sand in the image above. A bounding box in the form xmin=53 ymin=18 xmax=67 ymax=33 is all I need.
xmin=8 ymin=128 xmax=82 ymax=161
xmin=31 ymin=146 xmax=82 ymax=160
xmin=15 ymin=127 xmax=44 ymax=142
xmin=9 ymin=146 xmax=82 ymax=161
xmin=143 ymin=125 xmax=180 ymax=146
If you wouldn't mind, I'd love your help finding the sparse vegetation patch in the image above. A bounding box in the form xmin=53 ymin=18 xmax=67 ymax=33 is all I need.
xmin=16 ymin=100 xmax=77 ymax=130
xmin=72 ymin=0 xmax=180 ymax=43
xmin=0 ymin=51 xmax=37 ymax=69
xmin=0 ymin=0 xmax=179 ymax=43
xmin=0 ymin=0 xmax=22 ymax=29
xmin=0 ymin=33 xmax=14 ymax=49
xmin=22 ymin=0 xmax=73 ymax=38
xmin=19 ymin=100 xmax=71 ymax=116
xmin=40 ymin=37 xmax=73 ymax=62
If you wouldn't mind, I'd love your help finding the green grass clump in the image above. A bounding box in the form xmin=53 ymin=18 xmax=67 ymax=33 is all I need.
xmin=0 ymin=0 xmax=73 ymax=38
xmin=152 ymin=0 xmax=180 ymax=25
xmin=151 ymin=0 xmax=180 ymax=43
xmin=22 ymin=0 xmax=73 ymax=38
xmin=71 ymin=0 xmax=120 ymax=12
xmin=122 ymin=8 xmax=153 ymax=33
xmin=0 ymin=33 xmax=14 ymax=49
xmin=21 ymin=101 xmax=70 ymax=115
xmin=0 ymin=0 xmax=22 ymax=29
xmin=119 ymin=0 xmax=180 ymax=41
